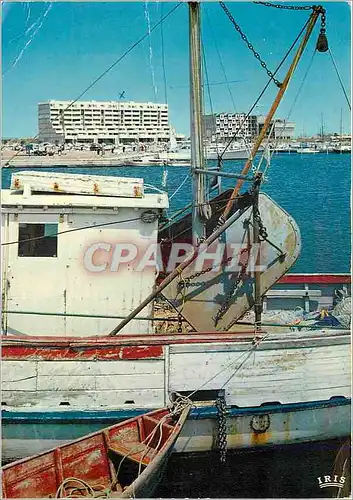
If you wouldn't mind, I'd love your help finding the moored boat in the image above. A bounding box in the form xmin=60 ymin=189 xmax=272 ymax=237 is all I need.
xmin=332 ymin=145 xmax=351 ymax=154
xmin=1 ymin=1 xmax=351 ymax=468
xmin=297 ymin=147 xmax=319 ymax=154
xmin=1 ymin=405 xmax=190 ymax=499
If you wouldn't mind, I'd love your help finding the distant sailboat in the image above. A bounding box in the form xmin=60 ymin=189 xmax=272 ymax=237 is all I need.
xmin=333 ymin=109 xmax=351 ymax=154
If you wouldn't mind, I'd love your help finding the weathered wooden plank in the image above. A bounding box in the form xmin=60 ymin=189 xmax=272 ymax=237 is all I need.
xmin=1 ymin=361 xmax=37 ymax=381
xmin=2 ymin=389 xmax=165 ymax=408
xmin=11 ymin=171 xmax=144 ymax=198
xmin=225 ymin=386 xmax=349 ymax=406
xmin=168 ymin=344 xmax=351 ymax=406
xmin=2 ymin=378 xmax=37 ymax=391
xmin=37 ymin=376 xmax=96 ymax=391
xmin=168 ymin=335 xmax=349 ymax=353
xmin=37 ymin=373 xmax=164 ymax=391
xmin=95 ymin=374 xmax=164 ymax=390
xmin=36 ymin=359 xmax=164 ymax=376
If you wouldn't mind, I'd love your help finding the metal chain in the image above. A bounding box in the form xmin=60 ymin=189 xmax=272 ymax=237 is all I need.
xmin=176 ymin=244 xmax=250 ymax=327
xmin=213 ymin=176 xmax=264 ymax=327
xmin=316 ymin=9 xmax=328 ymax=51
xmin=220 ymin=2 xmax=282 ymax=88
xmin=320 ymin=9 xmax=326 ymax=31
xmin=213 ymin=247 xmax=250 ymax=327
xmin=253 ymin=2 xmax=313 ymax=11
xmin=253 ymin=206 xmax=268 ymax=241
xmin=177 ymin=312 xmax=183 ymax=333
xmin=216 ymin=394 xmax=228 ymax=463
xmin=177 ymin=253 xmax=234 ymax=290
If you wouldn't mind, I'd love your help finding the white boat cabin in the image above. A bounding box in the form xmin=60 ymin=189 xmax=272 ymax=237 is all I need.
xmin=1 ymin=171 xmax=168 ymax=337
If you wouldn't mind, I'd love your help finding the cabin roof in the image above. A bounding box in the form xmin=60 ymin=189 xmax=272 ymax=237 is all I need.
xmin=1 ymin=190 xmax=169 ymax=209
xmin=1 ymin=171 xmax=169 ymax=209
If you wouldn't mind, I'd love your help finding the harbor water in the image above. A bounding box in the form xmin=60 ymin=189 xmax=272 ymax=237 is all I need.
xmin=155 ymin=438 xmax=349 ymax=498
xmin=2 ymin=153 xmax=351 ymax=273
xmin=1 ymin=153 xmax=351 ymax=497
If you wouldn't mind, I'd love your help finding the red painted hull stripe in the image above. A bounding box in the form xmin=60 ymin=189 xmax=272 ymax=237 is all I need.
xmin=2 ymin=331 xmax=350 ymax=359
xmin=278 ymin=274 xmax=351 ymax=284
xmin=1 ymin=345 xmax=164 ymax=360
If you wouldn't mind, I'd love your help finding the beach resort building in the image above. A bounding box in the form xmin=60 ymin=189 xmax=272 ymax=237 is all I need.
xmin=38 ymin=100 xmax=171 ymax=145
xmin=203 ymin=113 xmax=295 ymax=141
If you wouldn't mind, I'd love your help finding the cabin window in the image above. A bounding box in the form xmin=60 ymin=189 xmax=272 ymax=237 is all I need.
xmin=18 ymin=223 xmax=58 ymax=257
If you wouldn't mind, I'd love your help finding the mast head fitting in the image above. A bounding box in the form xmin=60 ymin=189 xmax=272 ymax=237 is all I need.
xmin=316 ymin=6 xmax=328 ymax=53
xmin=316 ymin=32 xmax=328 ymax=53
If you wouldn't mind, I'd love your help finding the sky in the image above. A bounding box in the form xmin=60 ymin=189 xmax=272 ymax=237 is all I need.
xmin=1 ymin=1 xmax=351 ymax=138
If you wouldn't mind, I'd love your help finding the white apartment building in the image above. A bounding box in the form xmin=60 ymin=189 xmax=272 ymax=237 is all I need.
xmin=204 ymin=113 xmax=295 ymax=141
xmin=203 ymin=113 xmax=258 ymax=142
xmin=257 ymin=116 xmax=295 ymax=140
xmin=38 ymin=100 xmax=170 ymax=145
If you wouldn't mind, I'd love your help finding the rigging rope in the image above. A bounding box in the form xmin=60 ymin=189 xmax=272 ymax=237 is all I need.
xmin=264 ymin=48 xmax=316 ymax=164
xmin=182 ymin=334 xmax=269 ymax=400
xmin=202 ymin=42 xmax=217 ymax=152
xmin=220 ymin=1 xmax=282 ymax=88
xmin=55 ymin=400 xmax=192 ymax=499
xmin=219 ymin=13 xmax=312 ymax=159
xmin=205 ymin=6 xmax=237 ymax=112
xmin=169 ymin=174 xmax=189 ymax=201
xmin=328 ymin=48 xmax=351 ymax=111
xmin=254 ymin=47 xmax=317 ymax=181
xmin=2 ymin=2 xmax=182 ymax=165
xmin=201 ymin=38 xmax=222 ymax=194
xmin=1 ymin=217 xmax=142 ymax=247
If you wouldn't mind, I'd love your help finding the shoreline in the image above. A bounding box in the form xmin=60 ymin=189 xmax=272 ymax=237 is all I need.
xmin=0 ymin=151 xmax=151 ymax=168
xmin=0 ymin=151 xmax=192 ymax=168
xmin=1 ymin=150 xmax=350 ymax=169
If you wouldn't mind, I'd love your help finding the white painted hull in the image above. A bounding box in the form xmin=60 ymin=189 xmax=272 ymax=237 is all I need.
xmin=2 ymin=328 xmax=351 ymax=461
xmin=157 ymin=149 xmax=250 ymax=161
xmin=2 ymin=399 xmax=350 ymax=462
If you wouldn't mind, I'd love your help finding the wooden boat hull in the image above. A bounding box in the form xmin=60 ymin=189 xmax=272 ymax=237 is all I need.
xmin=2 ymin=407 xmax=190 ymax=498
xmin=1 ymin=274 xmax=351 ymax=463
xmin=2 ymin=398 xmax=350 ymax=463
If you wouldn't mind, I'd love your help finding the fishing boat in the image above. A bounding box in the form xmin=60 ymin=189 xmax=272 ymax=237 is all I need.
xmin=159 ymin=142 xmax=251 ymax=161
xmin=1 ymin=1 xmax=350 ymax=465
xmin=2 ymin=404 xmax=190 ymax=498
xmin=332 ymin=144 xmax=351 ymax=154
xmin=126 ymin=141 xmax=253 ymax=166
xmin=297 ymin=146 xmax=319 ymax=154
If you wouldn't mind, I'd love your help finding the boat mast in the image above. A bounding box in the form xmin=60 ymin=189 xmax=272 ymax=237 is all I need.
xmin=108 ymin=5 xmax=324 ymax=337
xmin=320 ymin=113 xmax=324 ymax=139
xmin=189 ymin=2 xmax=208 ymax=247
xmin=339 ymin=108 xmax=343 ymax=153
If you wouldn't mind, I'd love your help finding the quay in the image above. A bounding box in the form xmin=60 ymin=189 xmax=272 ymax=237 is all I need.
xmin=1 ymin=150 xmax=151 ymax=168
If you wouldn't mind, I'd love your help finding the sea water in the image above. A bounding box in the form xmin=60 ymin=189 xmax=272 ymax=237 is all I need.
xmin=2 ymin=153 xmax=350 ymax=273
xmin=1 ymin=154 xmax=351 ymax=497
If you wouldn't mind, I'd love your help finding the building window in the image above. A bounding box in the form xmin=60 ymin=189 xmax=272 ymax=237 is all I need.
xmin=18 ymin=223 xmax=58 ymax=257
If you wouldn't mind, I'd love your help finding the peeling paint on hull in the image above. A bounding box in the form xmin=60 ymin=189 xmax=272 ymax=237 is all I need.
xmin=2 ymin=399 xmax=350 ymax=462
xmin=2 ymin=344 xmax=164 ymax=360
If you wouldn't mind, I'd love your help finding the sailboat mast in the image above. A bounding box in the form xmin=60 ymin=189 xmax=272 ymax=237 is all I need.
xmin=340 ymin=108 xmax=343 ymax=154
xmin=189 ymin=2 xmax=207 ymax=246
xmin=321 ymin=113 xmax=324 ymax=139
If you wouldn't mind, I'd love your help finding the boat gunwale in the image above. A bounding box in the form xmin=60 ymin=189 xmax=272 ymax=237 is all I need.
xmin=1 ymin=327 xmax=350 ymax=348
xmin=2 ymin=406 xmax=190 ymax=499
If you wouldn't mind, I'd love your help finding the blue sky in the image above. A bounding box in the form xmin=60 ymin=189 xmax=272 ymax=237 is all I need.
xmin=2 ymin=1 xmax=351 ymax=138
